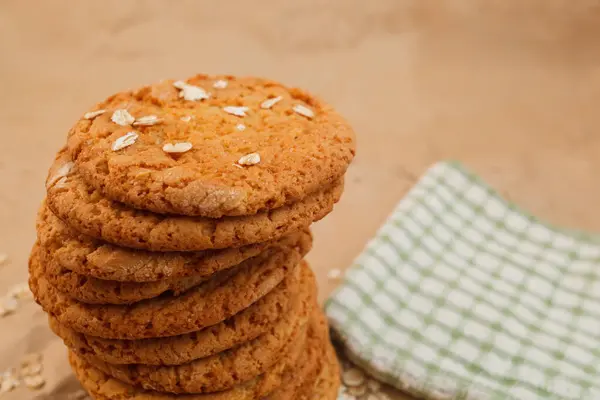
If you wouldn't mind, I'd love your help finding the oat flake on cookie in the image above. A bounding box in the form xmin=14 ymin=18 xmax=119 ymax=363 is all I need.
xmin=293 ymin=104 xmax=314 ymax=119
xmin=224 ymin=106 xmax=249 ymax=117
xmin=111 ymin=109 xmax=135 ymax=126
xmin=238 ymin=152 xmax=261 ymax=166
xmin=163 ymin=142 xmax=193 ymax=153
xmin=213 ymin=79 xmax=228 ymax=89
xmin=261 ymin=96 xmax=282 ymax=109
xmin=83 ymin=109 xmax=106 ymax=120
xmin=47 ymin=161 xmax=74 ymax=188
xmin=133 ymin=115 xmax=161 ymax=126
xmin=174 ymin=81 xmax=210 ymax=101
xmin=112 ymin=132 xmax=138 ymax=151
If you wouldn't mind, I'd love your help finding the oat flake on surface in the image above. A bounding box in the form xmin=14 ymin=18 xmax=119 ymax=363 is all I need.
xmin=223 ymin=106 xmax=249 ymax=117
xmin=173 ymin=80 xmax=187 ymax=89
xmin=20 ymin=353 xmax=42 ymax=368
xmin=180 ymin=115 xmax=192 ymax=122
xmin=163 ymin=142 xmax=193 ymax=153
xmin=328 ymin=268 xmax=342 ymax=280
xmin=213 ymin=79 xmax=228 ymax=89
xmin=236 ymin=123 xmax=246 ymax=131
xmin=338 ymin=360 xmax=391 ymax=400
xmin=23 ymin=375 xmax=45 ymax=390
xmin=366 ymin=380 xmax=381 ymax=391
xmin=111 ymin=109 xmax=135 ymax=126
xmin=20 ymin=363 xmax=42 ymax=377
xmin=133 ymin=115 xmax=161 ymax=126
xmin=292 ymin=104 xmax=314 ymax=118
xmin=175 ymin=82 xmax=210 ymax=101
xmin=0 ymin=372 xmax=19 ymax=394
xmin=112 ymin=132 xmax=138 ymax=151
xmin=2 ymin=297 xmax=17 ymax=313
xmin=8 ymin=282 xmax=32 ymax=300
xmin=83 ymin=109 xmax=106 ymax=120
xmin=343 ymin=368 xmax=366 ymax=387
xmin=47 ymin=162 xmax=74 ymax=188
xmin=238 ymin=152 xmax=260 ymax=166
xmin=260 ymin=96 xmax=282 ymax=109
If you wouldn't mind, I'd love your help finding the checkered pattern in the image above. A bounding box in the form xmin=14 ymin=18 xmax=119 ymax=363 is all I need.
xmin=327 ymin=162 xmax=600 ymax=400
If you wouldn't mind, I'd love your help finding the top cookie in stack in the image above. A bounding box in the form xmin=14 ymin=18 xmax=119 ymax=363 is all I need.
xmin=32 ymin=74 xmax=355 ymax=399
xmin=46 ymin=75 xmax=354 ymax=250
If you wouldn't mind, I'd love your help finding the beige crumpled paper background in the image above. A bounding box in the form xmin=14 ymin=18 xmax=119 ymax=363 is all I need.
xmin=2 ymin=1 xmax=600 ymax=399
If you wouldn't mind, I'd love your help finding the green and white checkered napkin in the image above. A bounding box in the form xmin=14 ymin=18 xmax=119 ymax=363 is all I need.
xmin=326 ymin=161 xmax=600 ymax=400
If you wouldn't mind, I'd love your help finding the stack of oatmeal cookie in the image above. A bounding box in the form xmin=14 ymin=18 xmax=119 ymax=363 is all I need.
xmin=29 ymin=75 xmax=355 ymax=399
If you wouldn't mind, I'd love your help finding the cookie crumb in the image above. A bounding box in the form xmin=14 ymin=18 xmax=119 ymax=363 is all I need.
xmin=83 ymin=110 xmax=106 ymax=120
xmin=328 ymin=268 xmax=342 ymax=280
xmin=238 ymin=153 xmax=261 ymax=166
xmin=133 ymin=115 xmax=161 ymax=126
xmin=213 ymin=79 xmax=228 ymax=89
xmin=163 ymin=142 xmax=193 ymax=154
xmin=223 ymin=106 xmax=249 ymax=117
xmin=293 ymin=104 xmax=314 ymax=119
xmin=366 ymin=380 xmax=381 ymax=391
xmin=20 ymin=353 xmax=42 ymax=371
xmin=23 ymin=375 xmax=45 ymax=390
xmin=346 ymin=385 xmax=368 ymax=396
xmin=174 ymin=82 xmax=210 ymax=101
xmin=0 ymin=370 xmax=19 ymax=394
xmin=112 ymin=132 xmax=138 ymax=151
xmin=180 ymin=115 xmax=192 ymax=122
xmin=261 ymin=96 xmax=282 ymax=109
xmin=111 ymin=109 xmax=135 ymax=126
xmin=236 ymin=124 xmax=246 ymax=131
xmin=343 ymin=368 xmax=366 ymax=387
xmin=20 ymin=363 xmax=43 ymax=378
xmin=1 ymin=297 xmax=18 ymax=316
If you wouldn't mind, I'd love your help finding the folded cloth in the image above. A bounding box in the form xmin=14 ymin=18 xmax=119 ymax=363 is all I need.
xmin=327 ymin=161 xmax=600 ymax=400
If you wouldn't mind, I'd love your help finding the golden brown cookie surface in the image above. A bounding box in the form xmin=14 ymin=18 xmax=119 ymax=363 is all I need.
xmin=30 ymin=244 xmax=300 ymax=339
xmin=46 ymin=149 xmax=342 ymax=252
xmin=82 ymin=304 xmax=314 ymax=394
xmin=38 ymin=242 xmax=210 ymax=305
xmin=36 ymin=210 xmax=311 ymax=304
xmin=68 ymin=307 xmax=328 ymax=399
xmin=49 ymin=264 xmax=316 ymax=366
xmin=66 ymin=75 xmax=355 ymax=217
xmin=301 ymin=340 xmax=341 ymax=400
xmin=267 ymin=316 xmax=328 ymax=400
xmin=37 ymin=203 xmax=311 ymax=282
